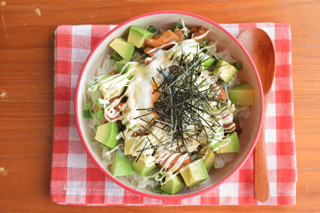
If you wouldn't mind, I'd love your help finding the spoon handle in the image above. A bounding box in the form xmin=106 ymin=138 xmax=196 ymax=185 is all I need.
xmin=254 ymin=105 xmax=270 ymax=202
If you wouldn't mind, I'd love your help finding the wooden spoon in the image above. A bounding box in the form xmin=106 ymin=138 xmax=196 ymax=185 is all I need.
xmin=237 ymin=28 xmax=275 ymax=202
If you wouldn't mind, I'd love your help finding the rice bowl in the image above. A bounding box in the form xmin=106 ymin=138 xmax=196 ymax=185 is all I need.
xmin=75 ymin=11 xmax=264 ymax=199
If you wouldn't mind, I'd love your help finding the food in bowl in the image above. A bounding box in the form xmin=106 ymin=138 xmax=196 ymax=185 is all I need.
xmin=82 ymin=21 xmax=254 ymax=195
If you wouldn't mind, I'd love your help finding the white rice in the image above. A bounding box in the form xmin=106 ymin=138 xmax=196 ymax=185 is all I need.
xmin=208 ymin=42 xmax=217 ymax=53
xmin=88 ymin=119 xmax=96 ymax=130
xmin=100 ymin=55 xmax=116 ymax=76
xmin=125 ymin=173 xmax=158 ymax=189
xmin=214 ymin=153 xmax=235 ymax=169
xmin=131 ymin=51 xmax=143 ymax=61
xmin=86 ymin=78 xmax=96 ymax=102
xmin=217 ymin=48 xmax=237 ymax=64
xmin=238 ymin=106 xmax=251 ymax=119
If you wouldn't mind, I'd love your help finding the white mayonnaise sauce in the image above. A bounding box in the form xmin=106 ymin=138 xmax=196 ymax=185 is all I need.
xmin=192 ymin=29 xmax=212 ymax=41
xmin=153 ymin=145 xmax=190 ymax=175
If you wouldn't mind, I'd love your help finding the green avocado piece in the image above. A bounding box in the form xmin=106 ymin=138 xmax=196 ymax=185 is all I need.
xmin=111 ymin=149 xmax=133 ymax=177
xmin=216 ymin=132 xmax=240 ymax=154
xmin=180 ymin=159 xmax=209 ymax=187
xmin=124 ymin=136 xmax=150 ymax=156
xmin=161 ymin=174 xmax=186 ymax=195
xmin=200 ymin=57 xmax=215 ymax=71
xmin=209 ymin=126 xmax=224 ymax=151
xmin=229 ymin=82 xmax=255 ymax=106
xmin=196 ymin=148 xmax=215 ymax=171
xmin=128 ymin=26 xmax=154 ymax=48
xmin=95 ymin=122 xmax=118 ymax=148
xmin=132 ymin=156 xmax=156 ymax=176
xmin=111 ymin=52 xmax=123 ymax=61
xmin=116 ymin=61 xmax=139 ymax=74
xmin=109 ymin=38 xmax=134 ymax=61
xmin=124 ymin=137 xmax=138 ymax=156
xmin=210 ymin=141 xmax=221 ymax=151
xmin=212 ymin=60 xmax=238 ymax=82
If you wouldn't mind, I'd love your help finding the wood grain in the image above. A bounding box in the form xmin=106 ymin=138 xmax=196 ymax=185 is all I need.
xmin=1 ymin=0 xmax=320 ymax=212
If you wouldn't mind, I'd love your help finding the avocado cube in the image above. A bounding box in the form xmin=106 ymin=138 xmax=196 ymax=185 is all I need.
xmin=210 ymin=141 xmax=221 ymax=151
xmin=132 ymin=156 xmax=156 ymax=176
xmin=116 ymin=61 xmax=128 ymax=73
xmin=200 ymin=57 xmax=215 ymax=71
xmin=124 ymin=137 xmax=138 ymax=156
xmin=216 ymin=132 xmax=240 ymax=154
xmin=229 ymin=82 xmax=254 ymax=106
xmin=180 ymin=159 xmax=209 ymax=187
xmin=212 ymin=60 xmax=238 ymax=82
xmin=161 ymin=174 xmax=186 ymax=195
xmin=111 ymin=149 xmax=133 ymax=177
xmin=116 ymin=61 xmax=139 ymax=74
xmin=196 ymin=148 xmax=215 ymax=171
xmin=128 ymin=26 xmax=154 ymax=48
xmin=95 ymin=122 xmax=118 ymax=148
xmin=109 ymin=38 xmax=134 ymax=61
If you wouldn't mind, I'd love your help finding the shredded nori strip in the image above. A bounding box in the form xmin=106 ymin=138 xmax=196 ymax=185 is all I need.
xmin=136 ymin=52 xmax=226 ymax=155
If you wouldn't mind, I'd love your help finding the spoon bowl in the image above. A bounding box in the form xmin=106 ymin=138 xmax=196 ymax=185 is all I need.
xmin=238 ymin=28 xmax=276 ymax=94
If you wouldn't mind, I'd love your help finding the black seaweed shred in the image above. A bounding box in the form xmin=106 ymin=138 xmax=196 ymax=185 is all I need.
xmin=136 ymin=52 xmax=226 ymax=156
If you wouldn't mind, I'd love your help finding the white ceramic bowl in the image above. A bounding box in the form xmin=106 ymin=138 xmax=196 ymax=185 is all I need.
xmin=75 ymin=11 xmax=264 ymax=199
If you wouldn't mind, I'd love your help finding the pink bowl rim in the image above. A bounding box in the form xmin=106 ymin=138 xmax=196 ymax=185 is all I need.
xmin=75 ymin=10 xmax=264 ymax=200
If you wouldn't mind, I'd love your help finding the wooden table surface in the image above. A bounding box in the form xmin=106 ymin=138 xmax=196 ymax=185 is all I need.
xmin=1 ymin=0 xmax=320 ymax=212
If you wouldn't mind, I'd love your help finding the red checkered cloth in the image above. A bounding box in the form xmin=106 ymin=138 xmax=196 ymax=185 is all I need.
xmin=51 ymin=23 xmax=296 ymax=205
